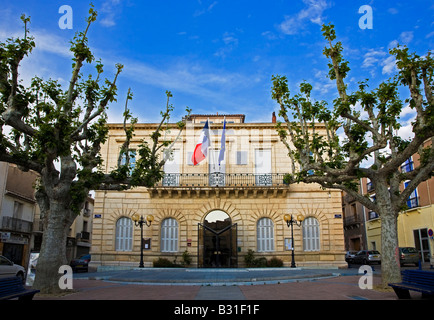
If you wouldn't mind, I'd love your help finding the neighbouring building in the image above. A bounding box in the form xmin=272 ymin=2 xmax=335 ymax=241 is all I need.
xmin=90 ymin=114 xmax=346 ymax=269
xmin=342 ymin=187 xmax=368 ymax=253
xmin=363 ymin=139 xmax=434 ymax=263
xmin=0 ymin=162 xmax=95 ymax=270
xmin=68 ymin=196 xmax=94 ymax=261
xmin=0 ymin=162 xmax=39 ymax=269
xmin=343 ymin=139 xmax=434 ymax=263
xmin=32 ymin=194 xmax=95 ymax=263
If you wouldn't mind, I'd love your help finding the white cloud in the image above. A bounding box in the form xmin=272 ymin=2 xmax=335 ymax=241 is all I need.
xmin=117 ymin=57 xmax=249 ymax=105
xmin=399 ymin=31 xmax=414 ymax=44
xmin=0 ymin=29 xmax=71 ymax=58
xmin=426 ymin=31 xmax=434 ymax=39
xmin=194 ymin=1 xmax=218 ymax=17
xmin=399 ymin=104 xmax=416 ymax=119
xmin=381 ymin=55 xmax=397 ymax=75
xmin=279 ymin=0 xmax=331 ymax=35
xmin=388 ymin=39 xmax=399 ymax=49
xmin=388 ymin=8 xmax=399 ymax=15
xmin=214 ymin=32 xmax=239 ymax=58
xmin=311 ymin=69 xmax=334 ymax=94
xmin=100 ymin=0 xmax=124 ymax=27
xmin=32 ymin=31 xmax=73 ymax=58
xmin=261 ymin=31 xmax=277 ymax=40
xmin=361 ymin=48 xmax=397 ymax=76
xmin=397 ymin=104 xmax=416 ymax=140
xmin=362 ymin=49 xmax=387 ymax=68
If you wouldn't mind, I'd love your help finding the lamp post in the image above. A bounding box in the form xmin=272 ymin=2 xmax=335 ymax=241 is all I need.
xmin=283 ymin=214 xmax=304 ymax=268
xmin=132 ymin=214 xmax=154 ymax=268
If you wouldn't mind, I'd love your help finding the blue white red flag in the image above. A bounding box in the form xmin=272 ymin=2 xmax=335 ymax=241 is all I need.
xmin=192 ymin=120 xmax=210 ymax=166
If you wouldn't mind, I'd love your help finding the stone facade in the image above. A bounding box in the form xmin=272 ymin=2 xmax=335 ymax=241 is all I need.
xmin=90 ymin=115 xmax=346 ymax=269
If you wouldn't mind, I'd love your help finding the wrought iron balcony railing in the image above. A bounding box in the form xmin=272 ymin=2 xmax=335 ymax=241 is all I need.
xmin=157 ymin=173 xmax=289 ymax=188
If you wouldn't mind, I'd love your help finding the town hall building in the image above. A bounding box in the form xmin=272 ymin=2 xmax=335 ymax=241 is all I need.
xmin=89 ymin=114 xmax=346 ymax=269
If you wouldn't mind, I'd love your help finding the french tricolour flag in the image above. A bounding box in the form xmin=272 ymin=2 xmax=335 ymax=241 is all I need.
xmin=192 ymin=120 xmax=211 ymax=166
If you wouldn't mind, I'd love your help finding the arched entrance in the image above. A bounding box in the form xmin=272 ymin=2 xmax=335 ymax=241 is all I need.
xmin=198 ymin=210 xmax=238 ymax=268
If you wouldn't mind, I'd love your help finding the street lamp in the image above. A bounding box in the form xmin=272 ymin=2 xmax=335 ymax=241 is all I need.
xmin=132 ymin=213 xmax=154 ymax=268
xmin=283 ymin=214 xmax=304 ymax=268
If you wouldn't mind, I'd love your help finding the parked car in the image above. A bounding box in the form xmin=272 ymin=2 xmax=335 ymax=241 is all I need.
xmin=70 ymin=254 xmax=91 ymax=272
xmin=345 ymin=251 xmax=357 ymax=263
xmin=399 ymin=247 xmax=420 ymax=266
xmin=0 ymin=255 xmax=26 ymax=283
xmin=352 ymin=250 xmax=381 ymax=265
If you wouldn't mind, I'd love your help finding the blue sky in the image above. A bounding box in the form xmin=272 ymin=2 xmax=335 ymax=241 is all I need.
xmin=1 ymin=0 xmax=433 ymax=132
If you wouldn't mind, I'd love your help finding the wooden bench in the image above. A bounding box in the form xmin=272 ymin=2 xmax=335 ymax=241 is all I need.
xmin=389 ymin=270 xmax=434 ymax=299
xmin=0 ymin=277 xmax=40 ymax=300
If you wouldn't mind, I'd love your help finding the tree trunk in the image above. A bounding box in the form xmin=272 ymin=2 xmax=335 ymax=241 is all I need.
xmin=380 ymin=210 xmax=401 ymax=288
xmin=33 ymin=201 xmax=74 ymax=294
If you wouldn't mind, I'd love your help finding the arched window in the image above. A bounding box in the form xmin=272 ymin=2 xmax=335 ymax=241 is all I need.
xmin=161 ymin=218 xmax=178 ymax=252
xmin=115 ymin=217 xmax=133 ymax=251
xmin=303 ymin=217 xmax=320 ymax=251
xmin=257 ymin=218 xmax=274 ymax=252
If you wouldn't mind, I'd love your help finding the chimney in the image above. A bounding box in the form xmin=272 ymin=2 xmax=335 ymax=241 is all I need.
xmin=272 ymin=112 xmax=276 ymax=123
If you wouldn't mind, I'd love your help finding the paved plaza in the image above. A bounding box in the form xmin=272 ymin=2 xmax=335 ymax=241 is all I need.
xmin=34 ymin=265 xmax=433 ymax=301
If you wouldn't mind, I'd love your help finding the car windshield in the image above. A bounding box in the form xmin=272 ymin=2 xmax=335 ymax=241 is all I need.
xmin=368 ymin=251 xmax=380 ymax=254
xmin=402 ymin=248 xmax=418 ymax=253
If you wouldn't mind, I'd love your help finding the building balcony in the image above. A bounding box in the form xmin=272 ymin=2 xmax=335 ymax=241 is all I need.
xmin=343 ymin=215 xmax=363 ymax=230
xmin=1 ymin=216 xmax=33 ymax=234
xmin=150 ymin=173 xmax=290 ymax=198
xmin=76 ymin=231 xmax=90 ymax=242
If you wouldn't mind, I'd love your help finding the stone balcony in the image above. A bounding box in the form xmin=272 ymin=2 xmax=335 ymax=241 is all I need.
xmin=149 ymin=173 xmax=290 ymax=198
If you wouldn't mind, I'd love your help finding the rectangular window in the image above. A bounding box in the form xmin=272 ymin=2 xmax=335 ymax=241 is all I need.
xmin=209 ymin=149 xmax=225 ymax=187
xmin=255 ymin=149 xmax=271 ymax=186
xmin=401 ymin=158 xmax=414 ymax=173
xmin=161 ymin=218 xmax=178 ymax=252
xmin=404 ymin=181 xmax=418 ymax=209
xmin=303 ymin=217 xmax=320 ymax=251
xmin=120 ymin=149 xmax=136 ymax=173
xmin=257 ymin=218 xmax=274 ymax=252
xmin=236 ymin=151 xmax=248 ymax=165
xmin=13 ymin=201 xmax=23 ymax=219
xmin=368 ymin=195 xmax=378 ymax=220
xmin=367 ymin=179 xmax=374 ymax=191
xmin=116 ymin=218 xmax=133 ymax=252
xmin=187 ymin=152 xmax=194 ymax=166
xmin=163 ymin=149 xmax=180 ymax=186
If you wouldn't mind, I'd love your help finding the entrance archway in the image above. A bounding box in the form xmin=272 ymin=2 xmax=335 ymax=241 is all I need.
xmin=198 ymin=210 xmax=237 ymax=268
